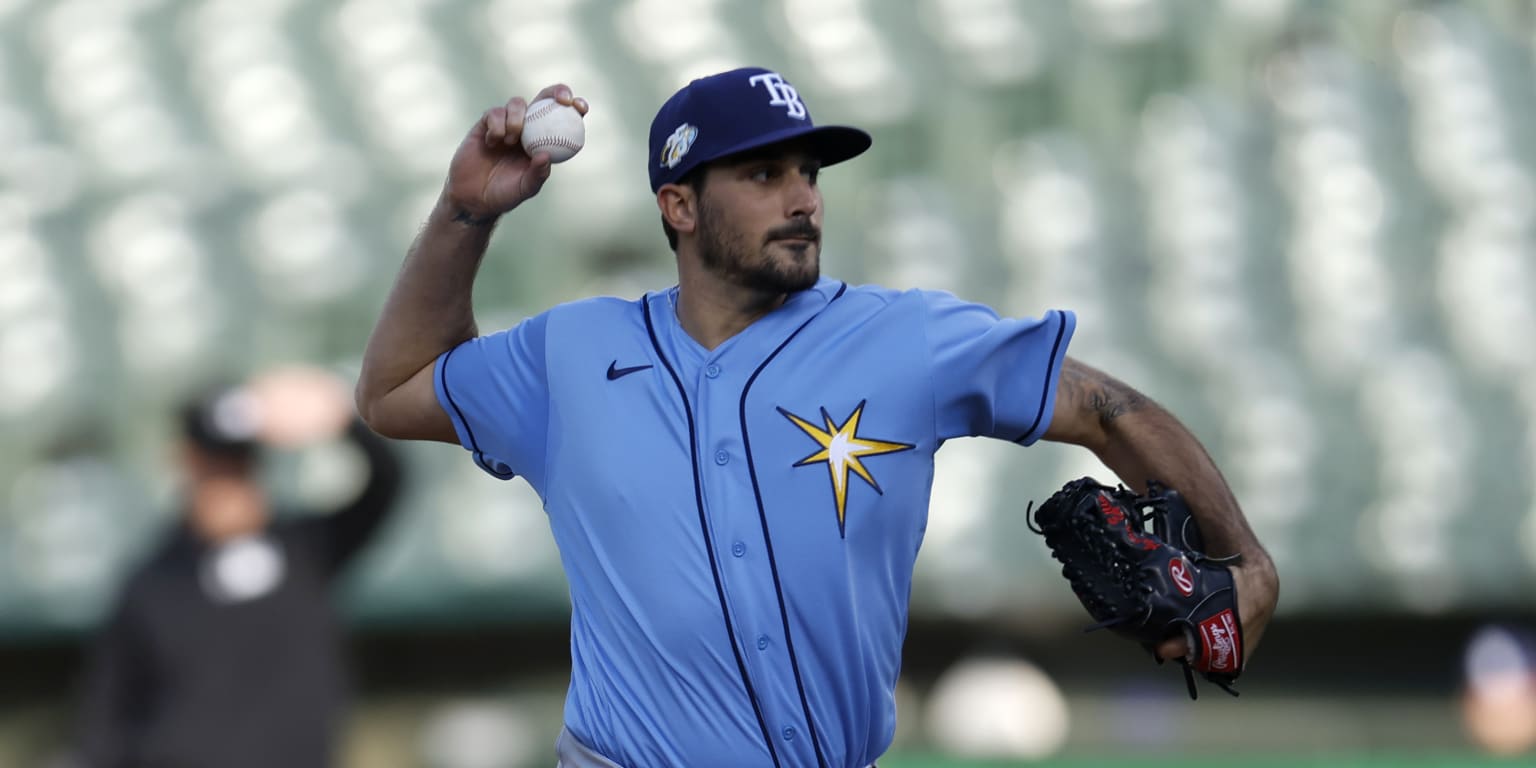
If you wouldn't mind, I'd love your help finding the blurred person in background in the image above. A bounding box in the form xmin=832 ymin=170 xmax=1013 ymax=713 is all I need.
xmin=72 ymin=367 xmax=403 ymax=768
xmin=1461 ymin=625 xmax=1536 ymax=756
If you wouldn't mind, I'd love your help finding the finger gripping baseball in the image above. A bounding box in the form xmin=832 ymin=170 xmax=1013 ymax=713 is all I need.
xmin=520 ymin=97 xmax=585 ymax=163
xmin=1028 ymin=477 xmax=1244 ymax=699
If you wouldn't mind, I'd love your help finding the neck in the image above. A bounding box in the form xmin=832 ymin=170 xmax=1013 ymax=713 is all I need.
xmin=674 ymin=265 xmax=789 ymax=350
xmin=189 ymin=517 xmax=261 ymax=546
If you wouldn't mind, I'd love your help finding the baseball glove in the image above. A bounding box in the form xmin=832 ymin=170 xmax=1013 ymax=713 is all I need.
xmin=1028 ymin=477 xmax=1244 ymax=699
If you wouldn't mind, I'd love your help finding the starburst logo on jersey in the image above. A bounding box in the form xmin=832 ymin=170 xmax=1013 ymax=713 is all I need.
xmin=660 ymin=123 xmax=698 ymax=169
xmin=778 ymin=400 xmax=914 ymax=538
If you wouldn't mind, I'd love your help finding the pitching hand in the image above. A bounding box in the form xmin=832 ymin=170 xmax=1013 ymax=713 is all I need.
xmin=444 ymin=84 xmax=590 ymax=220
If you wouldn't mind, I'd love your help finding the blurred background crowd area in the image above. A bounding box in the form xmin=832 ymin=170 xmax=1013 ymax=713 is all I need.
xmin=4 ymin=0 xmax=1536 ymax=765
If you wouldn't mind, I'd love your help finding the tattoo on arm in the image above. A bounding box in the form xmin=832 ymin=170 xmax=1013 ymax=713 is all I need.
xmin=451 ymin=208 xmax=499 ymax=228
xmin=1061 ymin=359 xmax=1150 ymax=427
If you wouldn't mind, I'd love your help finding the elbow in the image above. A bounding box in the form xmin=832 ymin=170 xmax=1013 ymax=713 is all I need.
xmin=353 ymin=380 xmax=382 ymax=433
xmin=357 ymin=408 xmax=410 ymax=442
xmin=356 ymin=401 xmax=407 ymax=441
xmin=353 ymin=360 xmax=452 ymax=443
xmin=353 ymin=381 xmax=401 ymax=440
xmin=354 ymin=377 xmax=446 ymax=442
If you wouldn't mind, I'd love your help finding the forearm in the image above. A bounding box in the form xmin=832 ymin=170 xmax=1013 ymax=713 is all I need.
xmin=1048 ymin=358 xmax=1279 ymax=628
xmin=356 ymin=197 xmax=498 ymax=416
xmin=356 ymin=87 xmax=575 ymax=439
xmin=1095 ymin=405 xmax=1260 ymax=560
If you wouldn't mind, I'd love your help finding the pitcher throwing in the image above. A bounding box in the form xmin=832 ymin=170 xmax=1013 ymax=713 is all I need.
xmin=356 ymin=67 xmax=1279 ymax=768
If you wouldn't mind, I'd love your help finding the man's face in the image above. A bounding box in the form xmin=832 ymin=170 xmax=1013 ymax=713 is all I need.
xmin=181 ymin=444 xmax=268 ymax=543
xmin=695 ymin=146 xmax=824 ymax=294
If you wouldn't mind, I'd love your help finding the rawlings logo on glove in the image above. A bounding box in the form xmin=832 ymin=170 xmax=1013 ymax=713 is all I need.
xmin=1029 ymin=477 xmax=1244 ymax=699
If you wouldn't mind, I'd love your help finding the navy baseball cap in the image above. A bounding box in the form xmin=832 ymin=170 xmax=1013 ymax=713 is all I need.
xmin=648 ymin=67 xmax=872 ymax=192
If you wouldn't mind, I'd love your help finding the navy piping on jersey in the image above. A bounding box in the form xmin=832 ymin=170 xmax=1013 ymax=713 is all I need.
xmin=640 ymin=293 xmax=781 ymax=768
xmin=1014 ymin=310 xmax=1070 ymax=445
xmin=439 ymin=343 xmax=515 ymax=479
xmin=737 ymin=281 xmax=848 ymax=768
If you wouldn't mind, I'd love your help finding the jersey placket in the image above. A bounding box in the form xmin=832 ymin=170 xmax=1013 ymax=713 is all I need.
xmin=694 ymin=350 xmax=820 ymax=767
xmin=648 ymin=286 xmax=833 ymax=766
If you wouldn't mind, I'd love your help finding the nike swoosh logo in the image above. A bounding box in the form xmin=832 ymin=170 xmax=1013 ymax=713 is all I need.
xmin=606 ymin=361 xmax=653 ymax=381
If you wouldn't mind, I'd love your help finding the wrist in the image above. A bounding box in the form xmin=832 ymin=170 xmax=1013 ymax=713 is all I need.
xmin=437 ymin=195 xmax=500 ymax=228
xmin=451 ymin=207 xmax=499 ymax=228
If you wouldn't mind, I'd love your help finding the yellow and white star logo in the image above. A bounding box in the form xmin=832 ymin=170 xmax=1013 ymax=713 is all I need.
xmin=778 ymin=400 xmax=915 ymax=537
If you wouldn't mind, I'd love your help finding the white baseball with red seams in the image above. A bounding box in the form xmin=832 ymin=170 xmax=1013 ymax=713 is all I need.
xmin=521 ymin=98 xmax=585 ymax=163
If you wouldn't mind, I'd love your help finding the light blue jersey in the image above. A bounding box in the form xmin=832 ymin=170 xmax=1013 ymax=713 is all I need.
xmin=435 ymin=277 xmax=1075 ymax=768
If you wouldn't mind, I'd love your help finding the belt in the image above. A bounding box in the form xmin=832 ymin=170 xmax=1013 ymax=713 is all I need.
xmin=554 ymin=726 xmax=876 ymax=768
xmin=554 ymin=727 xmax=624 ymax=768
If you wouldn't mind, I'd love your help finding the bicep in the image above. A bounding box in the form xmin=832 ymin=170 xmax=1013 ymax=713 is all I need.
xmin=363 ymin=361 xmax=459 ymax=444
xmin=1042 ymin=357 xmax=1152 ymax=450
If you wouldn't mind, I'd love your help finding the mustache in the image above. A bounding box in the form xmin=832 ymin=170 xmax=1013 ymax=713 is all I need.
xmin=765 ymin=221 xmax=820 ymax=243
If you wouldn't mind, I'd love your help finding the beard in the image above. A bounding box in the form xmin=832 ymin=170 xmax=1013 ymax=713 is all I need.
xmin=696 ymin=199 xmax=820 ymax=295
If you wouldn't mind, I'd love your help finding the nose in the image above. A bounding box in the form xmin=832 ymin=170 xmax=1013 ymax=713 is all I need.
xmin=785 ymin=170 xmax=819 ymax=219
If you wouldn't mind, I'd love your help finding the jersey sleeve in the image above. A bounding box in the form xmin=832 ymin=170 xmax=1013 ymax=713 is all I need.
xmin=433 ymin=312 xmax=551 ymax=485
xmin=923 ymin=290 xmax=1076 ymax=444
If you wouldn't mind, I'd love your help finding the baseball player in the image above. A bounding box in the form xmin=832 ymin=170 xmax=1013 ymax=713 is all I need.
xmin=357 ymin=67 xmax=1279 ymax=767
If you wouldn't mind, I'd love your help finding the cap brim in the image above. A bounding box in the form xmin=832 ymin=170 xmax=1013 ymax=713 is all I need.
xmin=700 ymin=124 xmax=872 ymax=174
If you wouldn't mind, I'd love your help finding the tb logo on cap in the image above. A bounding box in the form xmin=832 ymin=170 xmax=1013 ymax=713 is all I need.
xmin=748 ymin=72 xmax=807 ymax=119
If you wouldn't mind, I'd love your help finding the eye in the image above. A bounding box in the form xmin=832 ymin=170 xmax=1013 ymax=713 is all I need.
xmin=805 ymin=166 xmax=821 ymax=185
xmin=749 ymin=166 xmax=775 ymax=182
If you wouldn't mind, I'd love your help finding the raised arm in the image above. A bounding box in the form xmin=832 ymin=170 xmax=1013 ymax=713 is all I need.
xmin=355 ymin=85 xmax=588 ymax=442
xmin=308 ymin=420 xmax=404 ymax=573
xmin=1043 ymin=356 xmax=1280 ymax=660
xmin=241 ymin=367 xmax=402 ymax=570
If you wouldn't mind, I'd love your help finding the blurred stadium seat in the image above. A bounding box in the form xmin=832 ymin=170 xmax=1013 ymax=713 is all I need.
xmin=2 ymin=0 xmax=1536 ymax=639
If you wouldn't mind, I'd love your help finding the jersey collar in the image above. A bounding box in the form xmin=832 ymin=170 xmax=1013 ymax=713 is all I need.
xmin=647 ymin=277 xmax=843 ymax=363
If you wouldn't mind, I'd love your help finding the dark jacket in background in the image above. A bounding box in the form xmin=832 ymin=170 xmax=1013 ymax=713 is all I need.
xmin=76 ymin=422 xmax=403 ymax=768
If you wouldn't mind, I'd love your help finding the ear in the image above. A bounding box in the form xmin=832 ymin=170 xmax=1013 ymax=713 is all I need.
xmin=657 ymin=183 xmax=699 ymax=236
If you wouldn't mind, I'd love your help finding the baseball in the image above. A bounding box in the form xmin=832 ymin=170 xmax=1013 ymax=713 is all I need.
xmin=520 ymin=97 xmax=585 ymax=163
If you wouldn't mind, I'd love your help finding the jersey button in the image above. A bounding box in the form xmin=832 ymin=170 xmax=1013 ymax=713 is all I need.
xmin=782 ymin=726 xmax=796 ymax=741
xmin=714 ymin=449 xmax=729 ymax=465
xmin=706 ymin=364 xmax=721 ymax=378
xmin=732 ymin=541 xmax=746 ymax=557
xmin=757 ymin=635 xmax=769 ymax=650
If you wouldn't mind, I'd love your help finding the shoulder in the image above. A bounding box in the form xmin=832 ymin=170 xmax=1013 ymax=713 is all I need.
xmin=549 ymin=294 xmax=646 ymax=317
xmin=118 ymin=563 xmax=158 ymax=602
xmin=831 ymin=282 xmax=988 ymax=319
xmin=823 ymin=281 xmax=924 ymax=312
xmin=474 ymin=295 xmax=648 ymax=335
xmin=539 ymin=294 xmax=651 ymax=334
xmin=114 ymin=539 xmax=180 ymax=606
xmin=828 ymin=279 xmax=899 ymax=303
